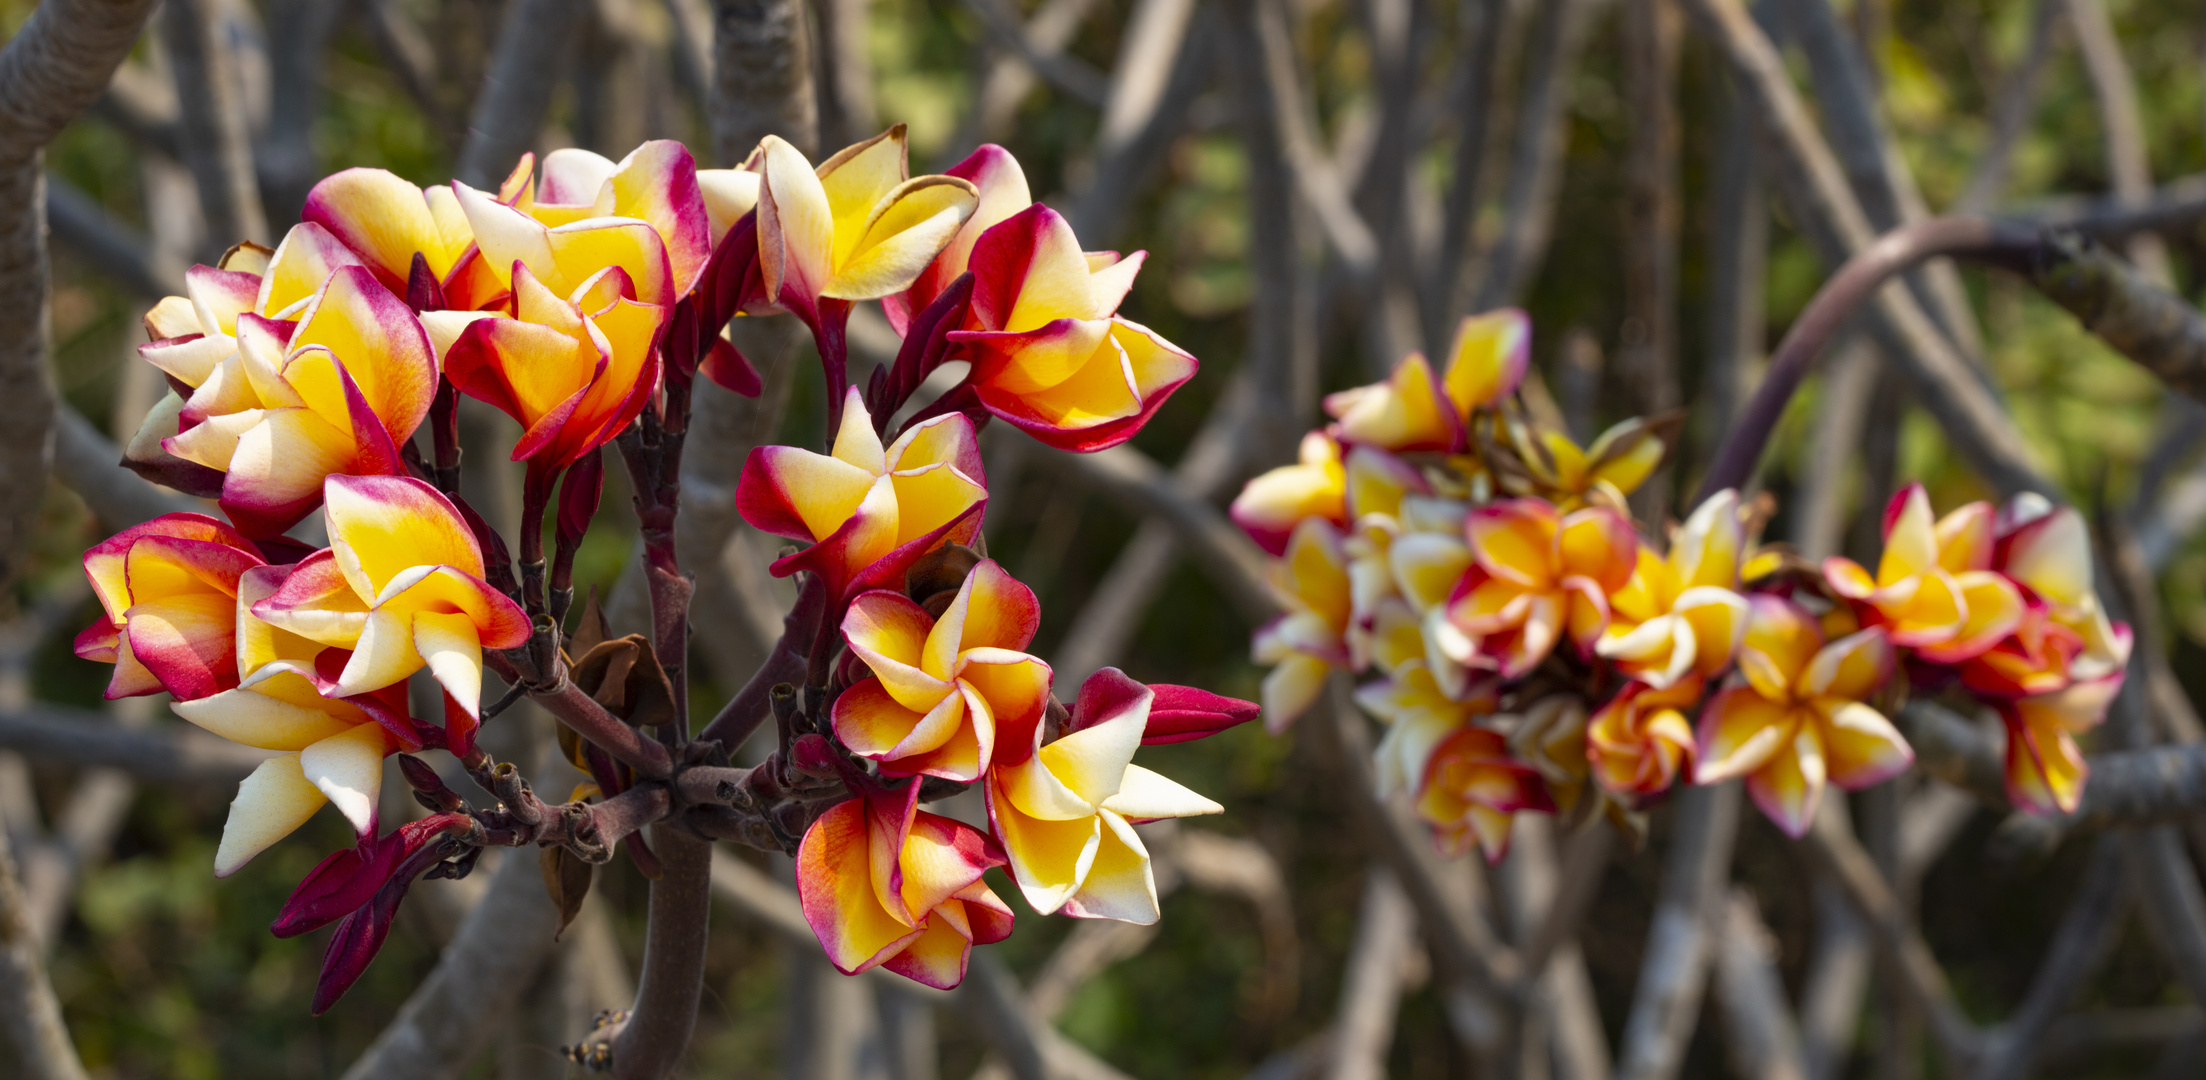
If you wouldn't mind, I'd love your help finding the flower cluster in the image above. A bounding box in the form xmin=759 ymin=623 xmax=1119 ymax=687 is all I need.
xmin=1234 ymin=316 xmax=2131 ymax=859
xmin=79 ymin=129 xmax=1244 ymax=1005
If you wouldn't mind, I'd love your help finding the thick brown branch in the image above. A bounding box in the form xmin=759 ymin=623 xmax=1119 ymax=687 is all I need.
xmin=0 ymin=705 xmax=269 ymax=786
xmin=453 ymin=0 xmax=585 ymax=187
xmin=0 ymin=821 xmax=88 ymax=1080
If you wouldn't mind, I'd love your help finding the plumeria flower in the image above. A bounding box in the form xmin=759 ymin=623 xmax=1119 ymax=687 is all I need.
xmin=883 ymin=142 xmax=1033 ymax=334
xmin=1435 ymin=497 xmax=1637 ymax=679
xmin=949 ymin=203 xmax=1197 ymax=451
xmin=797 ymin=776 xmax=1014 ymax=989
xmin=834 ymin=560 xmax=1052 ymax=781
xmin=755 ymin=126 xmax=979 ymax=329
xmin=251 ymin=475 xmax=531 ymax=730
xmin=1438 ymin=309 xmax=1531 ymax=416
xmin=1415 ymin=726 xmax=1553 ymax=862
xmin=1998 ymin=672 xmax=2126 ymax=814
xmin=156 ymin=265 xmax=438 ymax=537
xmin=454 ymin=169 xmax=684 ymax=311
xmin=302 ymin=167 xmax=494 ymax=308
xmin=1251 ymin=518 xmax=1353 ymax=733
xmin=1992 ymin=494 xmax=2131 ymax=683
xmin=175 ymin=562 xmax=420 ymax=874
xmin=1824 ymin=484 xmax=2021 ymax=656
xmin=1495 ymin=415 xmax=1667 ymax=510
xmin=1694 ymin=595 xmax=1911 ymax=837
xmin=493 ymin=141 xmax=713 ymax=298
xmin=74 ymin=513 xmax=266 ymax=701
xmin=1231 ymin=431 xmax=1348 ymax=556
xmin=736 ymin=387 xmax=987 ymax=609
xmin=1597 ymin=488 xmax=1751 ymax=689
xmin=1358 ymin=662 xmax=1499 ymax=799
xmin=438 ymin=260 xmax=668 ymax=472
xmin=1587 ymin=677 xmax=1701 ymax=800
xmin=986 ymin=671 xmax=1222 ymax=922
xmin=1322 ymin=309 xmax=1530 ymax=453
xmin=1323 ymin=352 xmax=1462 ymax=452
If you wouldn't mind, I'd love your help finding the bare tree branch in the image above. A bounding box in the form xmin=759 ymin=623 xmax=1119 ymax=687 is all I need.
xmin=1325 ymin=870 xmax=1416 ymax=1080
xmin=2065 ymin=0 xmax=2173 ymax=285
xmin=1969 ymin=839 xmax=2129 ymax=1080
xmin=1469 ymin=0 xmax=1604 ymax=312
xmin=0 ymin=0 xmax=163 ymax=603
xmin=0 ymin=816 xmax=87 ymax=1080
xmin=1799 ymin=804 xmax=1981 ymax=1070
xmin=1712 ymin=888 xmax=1808 ymax=1080
xmin=1221 ymin=0 xmax=1316 ymax=458
xmin=258 ymin=0 xmax=344 ymax=223
xmin=1613 ymin=782 xmax=1740 ymax=1080
xmin=455 ymin=0 xmax=586 ymax=187
xmin=161 ymin=0 xmax=269 ymax=250
xmin=1955 ymin=0 xmax=2062 ymax=215
xmin=709 ymin=0 xmax=816 ymax=162
xmin=813 ymin=0 xmax=877 ymax=148
xmin=1067 ymin=5 xmax=1212 ymax=246
xmin=52 ymin=404 xmax=200 ymax=530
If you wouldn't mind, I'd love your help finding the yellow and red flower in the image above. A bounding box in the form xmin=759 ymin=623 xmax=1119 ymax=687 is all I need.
xmin=74 ymin=513 xmax=266 ymax=701
xmin=1587 ymin=677 xmax=1701 ymax=799
xmin=1694 ymin=596 xmax=1910 ymax=836
xmin=1997 ymin=672 xmax=2125 ymax=814
xmin=736 ymin=388 xmax=987 ymax=607
xmin=438 ymin=259 xmax=668 ymax=471
xmin=1596 ymin=489 xmax=1751 ymax=689
xmin=797 ymin=777 xmax=1014 ymax=988
xmin=834 ymin=560 xmax=1052 ymax=782
xmin=1232 ymin=431 xmax=1348 ymax=556
xmin=1825 ymin=484 xmax=2023 ymax=657
xmin=986 ymin=672 xmax=1222 ymax=921
xmin=250 ymin=475 xmax=530 ymax=734
xmin=174 ymin=561 xmax=416 ymax=874
xmin=883 ymin=143 xmax=1033 ymax=333
xmin=1436 ymin=498 xmax=1636 ymax=678
xmin=1251 ymin=517 xmax=1353 ymax=733
xmin=1321 ymin=310 xmax=1529 ymax=453
xmin=949 ymin=203 xmax=1196 ymax=451
xmin=302 ymin=167 xmax=496 ymax=308
xmin=1495 ymin=415 xmax=1667 ymax=510
xmin=1415 ymin=726 xmax=1553 ymax=863
xmin=153 ymin=264 xmax=438 ymax=537
xmin=1357 ymin=662 xmax=1499 ymax=799
xmin=495 ymin=142 xmax=714 ymax=297
xmin=754 ymin=126 xmax=980 ymax=326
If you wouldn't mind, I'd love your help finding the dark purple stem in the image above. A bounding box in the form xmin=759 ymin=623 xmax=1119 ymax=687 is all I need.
xmin=1695 ymin=217 xmax=2039 ymax=503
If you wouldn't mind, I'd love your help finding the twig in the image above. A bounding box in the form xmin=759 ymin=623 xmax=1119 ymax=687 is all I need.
xmin=1613 ymin=782 xmax=1741 ymax=1080
xmin=1221 ymin=0 xmax=1316 ymax=458
xmin=1469 ymin=0 xmax=1602 ymax=312
xmin=1787 ymin=338 xmax=1878 ymax=560
xmin=1241 ymin=0 xmax=1376 ymax=278
xmin=1325 ymin=869 xmax=1416 ymax=1080
xmin=1969 ymin=839 xmax=2130 ymax=1080
xmin=1094 ymin=0 xmax=1198 ymax=156
xmin=947 ymin=0 xmax=1106 ymax=160
xmin=1799 ymin=804 xmax=1981 ymax=1070
xmin=1700 ymin=64 xmax=1769 ymax=437
xmin=1425 ymin=0 xmax=1505 ymax=352
xmin=1711 ymin=888 xmax=1808 ymax=1080
xmin=1686 ymin=0 xmax=2052 ymax=502
xmin=259 ymin=0 xmax=346 ymax=221
xmin=1618 ymin=0 xmax=1683 ymax=442
xmin=0 ymin=705 xmax=268 ymax=786
xmin=2065 ymin=0 xmax=2172 ymax=286
xmin=160 ymin=0 xmax=269 ymax=250
xmin=1500 ymin=814 xmax=1612 ymax=1080
xmin=454 ymin=0 xmax=585 ymax=187
xmin=2034 ymin=1007 xmax=2203 ymax=1071
xmin=1797 ymin=878 xmax=1871 ymax=1080
xmin=52 ymin=404 xmax=200 ymax=529
xmin=44 ymin=175 xmax=181 ymax=296
xmin=1052 ymin=377 xmax=1252 ymax=688
xmin=1781 ymin=0 xmax=1984 ymax=360
xmin=1955 ymin=0 xmax=2062 ymax=215
xmin=2124 ymin=826 xmax=2206 ymax=1009
xmin=1319 ymin=679 xmax=1516 ymax=1056
xmin=1066 ymin=5 xmax=1212 ymax=246
xmin=0 ymin=818 xmax=87 ymax=1080
xmin=1027 ymin=440 xmax=1278 ymax=624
